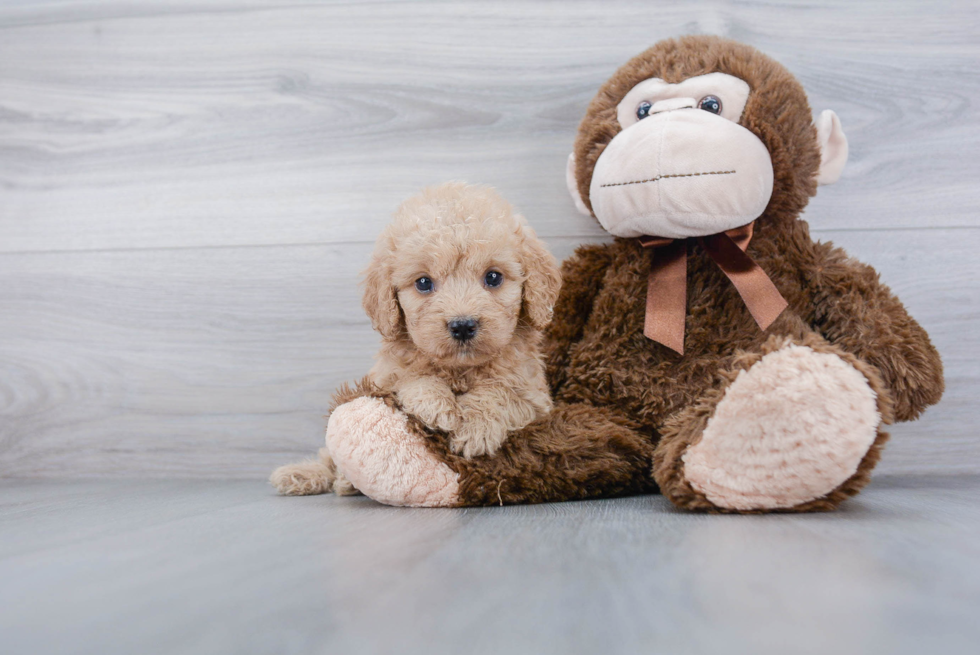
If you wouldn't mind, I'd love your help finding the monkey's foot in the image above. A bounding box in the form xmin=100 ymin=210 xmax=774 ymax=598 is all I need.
xmin=681 ymin=344 xmax=882 ymax=511
xmin=326 ymin=397 xmax=460 ymax=507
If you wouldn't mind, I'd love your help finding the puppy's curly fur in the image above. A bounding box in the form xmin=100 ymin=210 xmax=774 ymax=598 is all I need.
xmin=271 ymin=182 xmax=562 ymax=496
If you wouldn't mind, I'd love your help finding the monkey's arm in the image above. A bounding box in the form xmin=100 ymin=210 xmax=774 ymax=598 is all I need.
xmin=544 ymin=242 xmax=615 ymax=395
xmin=804 ymin=243 xmax=944 ymax=421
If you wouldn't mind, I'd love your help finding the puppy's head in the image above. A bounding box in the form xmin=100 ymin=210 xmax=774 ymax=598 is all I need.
xmin=363 ymin=182 xmax=561 ymax=364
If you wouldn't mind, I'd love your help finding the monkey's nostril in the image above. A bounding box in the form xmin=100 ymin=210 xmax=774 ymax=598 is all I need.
xmin=448 ymin=318 xmax=479 ymax=342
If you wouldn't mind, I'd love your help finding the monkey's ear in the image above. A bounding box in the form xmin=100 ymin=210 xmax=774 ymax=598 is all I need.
xmin=815 ymin=110 xmax=849 ymax=186
xmin=566 ymin=153 xmax=593 ymax=216
xmin=361 ymin=239 xmax=402 ymax=340
xmin=519 ymin=223 xmax=563 ymax=330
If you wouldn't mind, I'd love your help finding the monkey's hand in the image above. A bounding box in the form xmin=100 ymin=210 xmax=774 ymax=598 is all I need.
xmin=394 ymin=376 xmax=461 ymax=433
xmin=807 ymin=246 xmax=944 ymax=421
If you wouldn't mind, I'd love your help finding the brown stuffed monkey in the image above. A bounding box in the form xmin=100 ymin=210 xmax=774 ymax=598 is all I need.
xmin=308 ymin=36 xmax=945 ymax=513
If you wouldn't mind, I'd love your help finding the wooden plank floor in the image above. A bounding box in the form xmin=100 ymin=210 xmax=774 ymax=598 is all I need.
xmin=2 ymin=476 xmax=979 ymax=655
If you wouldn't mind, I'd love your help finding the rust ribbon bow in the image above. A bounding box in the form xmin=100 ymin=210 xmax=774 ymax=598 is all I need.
xmin=638 ymin=222 xmax=788 ymax=355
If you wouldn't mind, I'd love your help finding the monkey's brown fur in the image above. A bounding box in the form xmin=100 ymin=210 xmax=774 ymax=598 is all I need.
xmin=324 ymin=36 xmax=944 ymax=512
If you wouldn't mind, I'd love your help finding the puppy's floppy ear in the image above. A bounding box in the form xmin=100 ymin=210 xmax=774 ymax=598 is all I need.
xmin=518 ymin=222 xmax=562 ymax=329
xmin=361 ymin=232 xmax=402 ymax=340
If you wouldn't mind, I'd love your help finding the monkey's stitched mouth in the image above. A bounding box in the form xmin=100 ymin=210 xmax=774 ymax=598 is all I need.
xmin=600 ymin=170 xmax=735 ymax=188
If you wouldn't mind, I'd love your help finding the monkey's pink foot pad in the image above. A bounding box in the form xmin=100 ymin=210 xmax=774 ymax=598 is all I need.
xmin=326 ymin=397 xmax=460 ymax=507
xmin=682 ymin=345 xmax=881 ymax=510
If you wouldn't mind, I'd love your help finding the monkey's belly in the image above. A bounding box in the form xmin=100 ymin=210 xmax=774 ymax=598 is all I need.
xmin=559 ymin=289 xmax=786 ymax=427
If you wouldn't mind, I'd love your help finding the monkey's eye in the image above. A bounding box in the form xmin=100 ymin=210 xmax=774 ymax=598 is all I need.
xmin=698 ymin=95 xmax=723 ymax=115
xmin=484 ymin=270 xmax=504 ymax=288
xmin=635 ymin=100 xmax=653 ymax=120
xmin=415 ymin=277 xmax=433 ymax=293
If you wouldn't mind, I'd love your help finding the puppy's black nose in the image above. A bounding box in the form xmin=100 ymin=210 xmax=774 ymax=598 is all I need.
xmin=448 ymin=318 xmax=479 ymax=342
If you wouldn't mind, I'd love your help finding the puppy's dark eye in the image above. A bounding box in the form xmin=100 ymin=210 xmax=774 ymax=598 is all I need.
xmin=635 ymin=100 xmax=653 ymax=120
xmin=698 ymin=95 xmax=723 ymax=115
xmin=415 ymin=277 xmax=433 ymax=293
xmin=484 ymin=270 xmax=503 ymax=288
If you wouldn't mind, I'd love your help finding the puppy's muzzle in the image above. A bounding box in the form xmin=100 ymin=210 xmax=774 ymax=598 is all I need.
xmin=448 ymin=317 xmax=479 ymax=342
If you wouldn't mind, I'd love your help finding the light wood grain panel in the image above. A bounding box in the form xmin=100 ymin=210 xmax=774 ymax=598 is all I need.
xmin=0 ymin=242 xmax=380 ymax=477
xmin=0 ymin=0 xmax=976 ymax=479
xmin=1 ymin=0 xmax=978 ymax=255
xmin=0 ymin=229 xmax=975 ymax=477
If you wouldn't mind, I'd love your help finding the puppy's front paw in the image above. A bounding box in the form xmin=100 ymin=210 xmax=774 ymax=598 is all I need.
xmin=451 ymin=418 xmax=508 ymax=458
xmin=396 ymin=388 xmax=461 ymax=432
xmin=415 ymin=403 xmax=462 ymax=433
xmin=396 ymin=378 xmax=461 ymax=432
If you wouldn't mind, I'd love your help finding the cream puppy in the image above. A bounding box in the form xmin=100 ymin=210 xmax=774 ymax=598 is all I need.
xmin=271 ymin=182 xmax=561 ymax=495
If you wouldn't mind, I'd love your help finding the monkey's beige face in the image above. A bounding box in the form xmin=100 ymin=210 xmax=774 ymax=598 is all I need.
xmin=565 ymin=42 xmax=850 ymax=242
xmin=589 ymin=73 xmax=774 ymax=239
xmin=393 ymin=242 xmax=525 ymax=364
xmin=568 ymin=67 xmax=849 ymax=239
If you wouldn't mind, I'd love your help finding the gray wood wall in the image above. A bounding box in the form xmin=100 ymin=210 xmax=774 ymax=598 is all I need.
xmin=1 ymin=0 xmax=977 ymax=478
